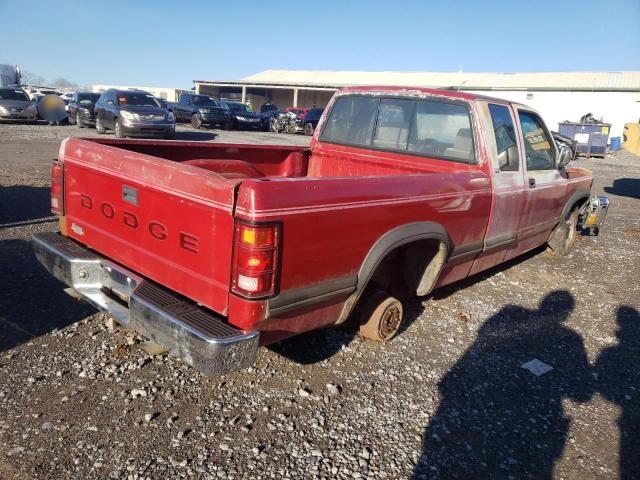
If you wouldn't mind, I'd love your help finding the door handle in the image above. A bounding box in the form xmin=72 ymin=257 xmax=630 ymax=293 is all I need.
xmin=529 ymin=178 xmax=536 ymax=188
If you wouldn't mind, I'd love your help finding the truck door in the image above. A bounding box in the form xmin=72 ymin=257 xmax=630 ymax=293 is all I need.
xmin=470 ymin=102 xmax=525 ymax=275
xmin=506 ymin=109 xmax=567 ymax=260
xmin=177 ymin=96 xmax=189 ymax=121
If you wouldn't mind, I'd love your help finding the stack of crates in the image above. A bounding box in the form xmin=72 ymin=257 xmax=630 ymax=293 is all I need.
xmin=558 ymin=122 xmax=611 ymax=157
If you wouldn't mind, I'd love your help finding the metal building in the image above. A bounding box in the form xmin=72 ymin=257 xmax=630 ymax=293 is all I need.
xmin=195 ymin=70 xmax=640 ymax=138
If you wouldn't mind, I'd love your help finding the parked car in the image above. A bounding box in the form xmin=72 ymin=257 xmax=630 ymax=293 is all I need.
xmin=302 ymin=108 xmax=324 ymax=135
xmin=0 ymin=87 xmax=38 ymax=121
xmin=174 ymin=93 xmax=232 ymax=129
xmin=27 ymin=88 xmax=61 ymax=101
xmin=68 ymin=92 xmax=101 ymax=127
xmin=33 ymin=86 xmax=609 ymax=375
xmin=285 ymin=107 xmax=308 ymax=119
xmin=224 ymin=101 xmax=262 ymax=129
xmin=94 ymin=89 xmax=175 ymax=139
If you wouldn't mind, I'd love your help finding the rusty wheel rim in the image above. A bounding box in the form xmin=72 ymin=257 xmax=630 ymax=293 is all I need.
xmin=379 ymin=304 xmax=401 ymax=339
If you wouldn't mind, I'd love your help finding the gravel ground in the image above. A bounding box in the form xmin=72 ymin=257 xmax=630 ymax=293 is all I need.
xmin=0 ymin=123 xmax=639 ymax=480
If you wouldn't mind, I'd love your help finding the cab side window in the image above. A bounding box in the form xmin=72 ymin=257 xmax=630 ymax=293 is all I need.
xmin=320 ymin=96 xmax=379 ymax=146
xmin=488 ymin=104 xmax=519 ymax=171
xmin=408 ymin=100 xmax=475 ymax=163
xmin=518 ymin=111 xmax=555 ymax=170
xmin=372 ymin=98 xmax=413 ymax=150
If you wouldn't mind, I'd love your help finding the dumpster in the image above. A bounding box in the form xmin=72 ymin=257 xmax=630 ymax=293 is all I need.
xmin=558 ymin=122 xmax=611 ymax=157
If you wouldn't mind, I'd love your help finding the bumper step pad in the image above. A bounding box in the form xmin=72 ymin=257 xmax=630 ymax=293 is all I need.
xmin=32 ymin=232 xmax=258 ymax=374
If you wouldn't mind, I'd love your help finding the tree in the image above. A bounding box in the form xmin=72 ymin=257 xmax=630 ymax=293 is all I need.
xmin=52 ymin=77 xmax=79 ymax=89
xmin=20 ymin=70 xmax=46 ymax=86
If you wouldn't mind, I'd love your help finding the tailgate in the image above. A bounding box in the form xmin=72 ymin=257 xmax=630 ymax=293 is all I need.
xmin=59 ymin=138 xmax=239 ymax=316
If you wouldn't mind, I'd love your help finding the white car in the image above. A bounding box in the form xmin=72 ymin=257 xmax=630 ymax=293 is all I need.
xmin=27 ymin=88 xmax=61 ymax=101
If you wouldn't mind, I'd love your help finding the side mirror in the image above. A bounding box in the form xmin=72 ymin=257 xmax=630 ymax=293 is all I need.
xmin=556 ymin=144 xmax=573 ymax=169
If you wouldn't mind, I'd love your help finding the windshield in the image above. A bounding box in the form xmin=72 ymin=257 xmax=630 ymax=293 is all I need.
xmin=77 ymin=93 xmax=100 ymax=103
xmin=117 ymin=92 xmax=160 ymax=107
xmin=228 ymin=103 xmax=250 ymax=113
xmin=192 ymin=96 xmax=218 ymax=106
xmin=0 ymin=89 xmax=30 ymax=101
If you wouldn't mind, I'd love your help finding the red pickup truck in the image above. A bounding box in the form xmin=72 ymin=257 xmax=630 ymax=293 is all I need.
xmin=33 ymin=86 xmax=609 ymax=374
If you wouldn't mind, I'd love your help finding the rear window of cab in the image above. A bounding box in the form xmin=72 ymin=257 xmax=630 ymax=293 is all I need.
xmin=319 ymin=95 xmax=475 ymax=164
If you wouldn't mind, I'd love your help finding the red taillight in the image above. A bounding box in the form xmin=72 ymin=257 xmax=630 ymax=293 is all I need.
xmin=231 ymin=221 xmax=281 ymax=299
xmin=51 ymin=161 xmax=64 ymax=215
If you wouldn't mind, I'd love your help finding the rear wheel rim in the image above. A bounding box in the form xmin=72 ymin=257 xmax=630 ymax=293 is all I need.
xmin=115 ymin=121 xmax=121 ymax=136
xmin=379 ymin=304 xmax=401 ymax=339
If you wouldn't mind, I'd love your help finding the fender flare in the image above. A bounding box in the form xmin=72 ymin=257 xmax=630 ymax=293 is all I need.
xmin=336 ymin=221 xmax=451 ymax=324
xmin=560 ymin=189 xmax=591 ymax=221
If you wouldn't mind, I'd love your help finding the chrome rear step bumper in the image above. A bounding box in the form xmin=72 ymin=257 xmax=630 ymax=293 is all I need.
xmin=32 ymin=232 xmax=258 ymax=374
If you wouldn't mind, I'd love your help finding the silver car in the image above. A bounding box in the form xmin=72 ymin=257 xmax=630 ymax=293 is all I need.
xmin=0 ymin=87 xmax=38 ymax=121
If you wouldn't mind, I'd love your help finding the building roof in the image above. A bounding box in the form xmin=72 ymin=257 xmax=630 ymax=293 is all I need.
xmin=235 ymin=70 xmax=640 ymax=91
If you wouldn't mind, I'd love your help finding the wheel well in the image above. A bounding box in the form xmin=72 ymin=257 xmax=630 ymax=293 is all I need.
xmin=365 ymin=238 xmax=447 ymax=299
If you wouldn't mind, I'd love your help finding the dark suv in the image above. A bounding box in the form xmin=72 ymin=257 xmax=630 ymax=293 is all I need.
xmin=95 ymin=89 xmax=175 ymax=139
xmin=68 ymin=92 xmax=101 ymax=127
xmin=174 ymin=93 xmax=232 ymax=129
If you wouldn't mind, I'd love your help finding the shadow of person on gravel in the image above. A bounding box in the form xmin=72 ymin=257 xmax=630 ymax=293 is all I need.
xmin=412 ymin=290 xmax=594 ymax=480
xmin=604 ymin=178 xmax=640 ymax=200
xmin=595 ymin=306 xmax=640 ymax=480
xmin=0 ymin=238 xmax=94 ymax=353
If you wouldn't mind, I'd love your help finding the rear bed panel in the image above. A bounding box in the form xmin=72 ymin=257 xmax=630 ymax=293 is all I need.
xmin=61 ymin=138 xmax=238 ymax=316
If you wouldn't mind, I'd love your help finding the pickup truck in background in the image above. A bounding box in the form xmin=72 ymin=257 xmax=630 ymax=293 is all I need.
xmin=172 ymin=93 xmax=232 ymax=130
xmin=33 ymin=86 xmax=609 ymax=374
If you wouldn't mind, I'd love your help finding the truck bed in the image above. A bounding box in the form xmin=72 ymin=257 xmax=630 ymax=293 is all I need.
xmin=59 ymin=138 xmax=309 ymax=317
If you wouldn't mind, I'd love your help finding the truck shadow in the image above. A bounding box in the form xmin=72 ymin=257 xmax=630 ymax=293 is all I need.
xmin=396 ymin=247 xmax=545 ymax=337
xmin=0 ymin=238 xmax=94 ymax=354
xmin=271 ymin=247 xmax=546 ymax=365
xmin=268 ymin=327 xmax=357 ymax=365
xmin=603 ymin=178 xmax=640 ymax=199
xmin=173 ymin=130 xmax=218 ymax=141
xmin=0 ymin=186 xmax=52 ymax=225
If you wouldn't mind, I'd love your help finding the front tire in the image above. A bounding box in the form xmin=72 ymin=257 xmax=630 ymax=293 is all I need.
xmin=96 ymin=116 xmax=106 ymax=134
xmin=76 ymin=112 xmax=84 ymax=128
xmin=114 ymin=118 xmax=125 ymax=138
xmin=191 ymin=114 xmax=202 ymax=129
xmin=547 ymin=208 xmax=579 ymax=256
xmin=357 ymin=291 xmax=403 ymax=341
xmin=68 ymin=112 xmax=76 ymax=125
